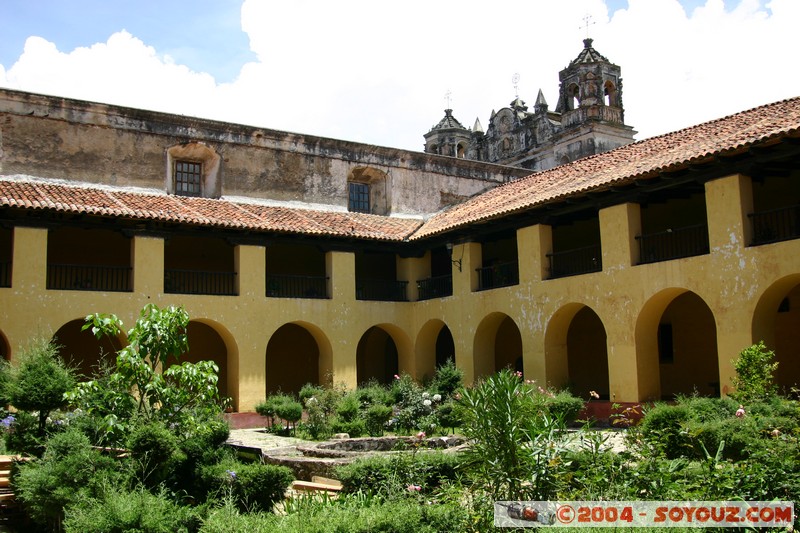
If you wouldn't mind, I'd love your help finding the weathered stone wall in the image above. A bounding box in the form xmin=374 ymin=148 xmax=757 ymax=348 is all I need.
xmin=0 ymin=89 xmax=528 ymax=215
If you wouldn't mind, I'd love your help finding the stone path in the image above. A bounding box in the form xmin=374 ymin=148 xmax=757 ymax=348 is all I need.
xmin=227 ymin=428 xmax=315 ymax=452
xmin=227 ymin=428 xmax=629 ymax=456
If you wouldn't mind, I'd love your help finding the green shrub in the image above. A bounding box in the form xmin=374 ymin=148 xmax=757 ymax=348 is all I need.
xmin=460 ymin=369 xmax=568 ymax=500
xmin=355 ymin=380 xmax=393 ymax=407
xmin=4 ymin=410 xmax=45 ymax=456
xmin=638 ymin=403 xmax=693 ymax=458
xmin=430 ymin=359 xmax=463 ymax=399
xmin=5 ymin=337 xmax=76 ymax=437
xmin=677 ymin=395 xmax=738 ymax=422
xmin=686 ymin=416 xmax=760 ymax=460
xmin=298 ymin=383 xmax=323 ymax=405
xmin=330 ymin=417 xmax=366 ymax=438
xmin=390 ymin=373 xmax=420 ymax=406
xmin=732 ymin=341 xmax=778 ymax=403
xmin=364 ymin=404 xmax=392 ymax=436
xmin=201 ymin=497 xmax=468 ymax=533
xmin=543 ymin=390 xmax=584 ymax=423
xmin=256 ymin=393 xmax=295 ymax=429
xmin=335 ymin=392 xmax=361 ymax=422
xmin=14 ymin=428 xmax=120 ymax=530
xmin=434 ymin=400 xmax=462 ymax=434
xmin=173 ymin=417 xmax=232 ymax=499
xmin=126 ymin=420 xmax=183 ymax=486
xmin=63 ymin=486 xmax=199 ymax=533
xmin=200 ymin=459 xmax=293 ymax=512
xmin=275 ymin=400 xmax=303 ymax=434
xmin=335 ymin=451 xmax=461 ymax=498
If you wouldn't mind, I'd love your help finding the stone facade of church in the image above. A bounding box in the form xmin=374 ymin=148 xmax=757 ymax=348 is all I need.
xmin=424 ymin=39 xmax=636 ymax=171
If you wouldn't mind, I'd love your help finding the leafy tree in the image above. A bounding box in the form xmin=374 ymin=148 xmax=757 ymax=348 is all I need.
xmin=4 ymin=337 xmax=76 ymax=436
xmin=68 ymin=304 xmax=225 ymax=445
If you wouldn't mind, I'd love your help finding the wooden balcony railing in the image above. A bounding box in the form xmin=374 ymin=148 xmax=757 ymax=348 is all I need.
xmin=749 ymin=204 xmax=800 ymax=246
xmin=417 ymin=275 xmax=453 ymax=301
xmin=636 ymin=224 xmax=709 ymax=265
xmin=164 ymin=269 xmax=237 ymax=296
xmin=476 ymin=261 xmax=519 ymax=291
xmin=0 ymin=261 xmax=9 ymax=288
xmin=266 ymin=274 xmax=328 ymax=299
xmin=356 ymin=279 xmax=408 ymax=302
xmin=47 ymin=264 xmax=132 ymax=292
xmin=547 ymin=244 xmax=602 ymax=279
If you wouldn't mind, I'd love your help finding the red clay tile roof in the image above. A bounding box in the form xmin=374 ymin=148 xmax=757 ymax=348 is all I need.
xmin=412 ymin=96 xmax=800 ymax=239
xmin=0 ymin=179 xmax=423 ymax=241
xmin=1 ymin=97 xmax=798 ymax=243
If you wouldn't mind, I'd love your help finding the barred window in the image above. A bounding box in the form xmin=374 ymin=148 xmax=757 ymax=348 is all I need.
xmin=348 ymin=182 xmax=370 ymax=213
xmin=174 ymin=161 xmax=202 ymax=197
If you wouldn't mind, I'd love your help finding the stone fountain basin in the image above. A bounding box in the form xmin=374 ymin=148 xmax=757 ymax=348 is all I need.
xmin=254 ymin=435 xmax=467 ymax=481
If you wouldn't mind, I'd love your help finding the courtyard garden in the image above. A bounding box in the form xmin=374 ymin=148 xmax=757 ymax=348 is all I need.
xmin=0 ymin=304 xmax=797 ymax=532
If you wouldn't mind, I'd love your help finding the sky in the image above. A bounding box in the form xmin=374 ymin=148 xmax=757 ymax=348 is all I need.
xmin=0 ymin=0 xmax=797 ymax=153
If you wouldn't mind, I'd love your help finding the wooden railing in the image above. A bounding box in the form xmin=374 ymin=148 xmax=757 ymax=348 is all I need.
xmin=547 ymin=244 xmax=602 ymax=279
xmin=476 ymin=261 xmax=519 ymax=291
xmin=164 ymin=269 xmax=237 ymax=296
xmin=356 ymin=279 xmax=408 ymax=302
xmin=47 ymin=264 xmax=132 ymax=292
xmin=749 ymin=204 xmax=800 ymax=245
xmin=0 ymin=262 xmax=9 ymax=288
xmin=417 ymin=275 xmax=453 ymax=301
xmin=266 ymin=274 xmax=328 ymax=299
xmin=636 ymin=224 xmax=709 ymax=264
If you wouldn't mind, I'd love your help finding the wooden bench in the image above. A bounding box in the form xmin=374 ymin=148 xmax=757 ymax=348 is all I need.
xmin=290 ymin=476 xmax=343 ymax=495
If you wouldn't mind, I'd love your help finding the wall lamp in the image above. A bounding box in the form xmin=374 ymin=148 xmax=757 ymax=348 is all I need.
xmin=445 ymin=243 xmax=463 ymax=272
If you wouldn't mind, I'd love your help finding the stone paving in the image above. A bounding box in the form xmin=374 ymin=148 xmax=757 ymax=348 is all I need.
xmin=227 ymin=428 xmax=315 ymax=452
xmin=227 ymin=428 xmax=629 ymax=457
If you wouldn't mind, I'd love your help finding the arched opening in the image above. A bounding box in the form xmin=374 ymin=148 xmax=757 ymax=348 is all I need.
xmin=0 ymin=330 xmax=10 ymax=361
xmin=568 ymin=307 xmax=609 ymax=399
xmin=456 ymin=143 xmax=466 ymax=158
xmin=568 ymin=83 xmax=580 ymax=110
xmin=604 ymin=80 xmax=617 ymax=106
xmin=752 ymin=275 xmax=800 ymax=393
xmin=413 ymin=320 xmax=456 ymax=383
xmin=356 ymin=326 xmax=399 ymax=385
xmin=266 ymin=323 xmax=321 ymax=396
xmin=473 ymin=313 xmax=522 ymax=381
xmin=52 ymin=319 xmax=123 ymax=380
xmin=173 ymin=320 xmax=230 ymax=399
xmin=436 ymin=326 xmax=455 ymax=369
xmin=544 ymin=303 xmax=608 ymax=397
xmin=636 ymin=289 xmax=719 ymax=400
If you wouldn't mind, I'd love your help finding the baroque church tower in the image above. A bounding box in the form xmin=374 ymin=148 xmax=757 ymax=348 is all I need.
xmin=424 ymin=39 xmax=636 ymax=172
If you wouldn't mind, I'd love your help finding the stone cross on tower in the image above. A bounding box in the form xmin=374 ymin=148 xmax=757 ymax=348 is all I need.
xmin=444 ymin=90 xmax=452 ymax=109
xmin=512 ymin=73 xmax=520 ymax=98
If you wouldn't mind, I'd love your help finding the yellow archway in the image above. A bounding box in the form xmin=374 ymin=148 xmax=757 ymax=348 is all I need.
xmin=473 ymin=313 xmax=522 ymax=382
xmin=752 ymin=274 xmax=800 ymax=392
xmin=356 ymin=323 xmax=413 ymax=385
xmin=265 ymin=321 xmax=332 ymax=396
xmin=636 ymin=289 xmax=719 ymax=400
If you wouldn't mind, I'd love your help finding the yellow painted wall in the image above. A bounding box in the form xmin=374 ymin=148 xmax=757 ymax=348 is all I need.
xmin=1 ymin=173 xmax=799 ymax=410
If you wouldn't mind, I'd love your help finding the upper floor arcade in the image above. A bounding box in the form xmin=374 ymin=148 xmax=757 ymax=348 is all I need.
xmin=1 ymin=162 xmax=797 ymax=307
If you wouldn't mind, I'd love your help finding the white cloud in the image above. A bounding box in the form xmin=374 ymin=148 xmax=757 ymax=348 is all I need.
xmin=1 ymin=0 xmax=796 ymax=150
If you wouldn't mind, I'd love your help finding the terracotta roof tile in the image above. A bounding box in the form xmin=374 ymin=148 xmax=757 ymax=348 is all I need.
xmin=412 ymin=96 xmax=800 ymax=238
xmin=0 ymin=179 xmax=422 ymax=241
